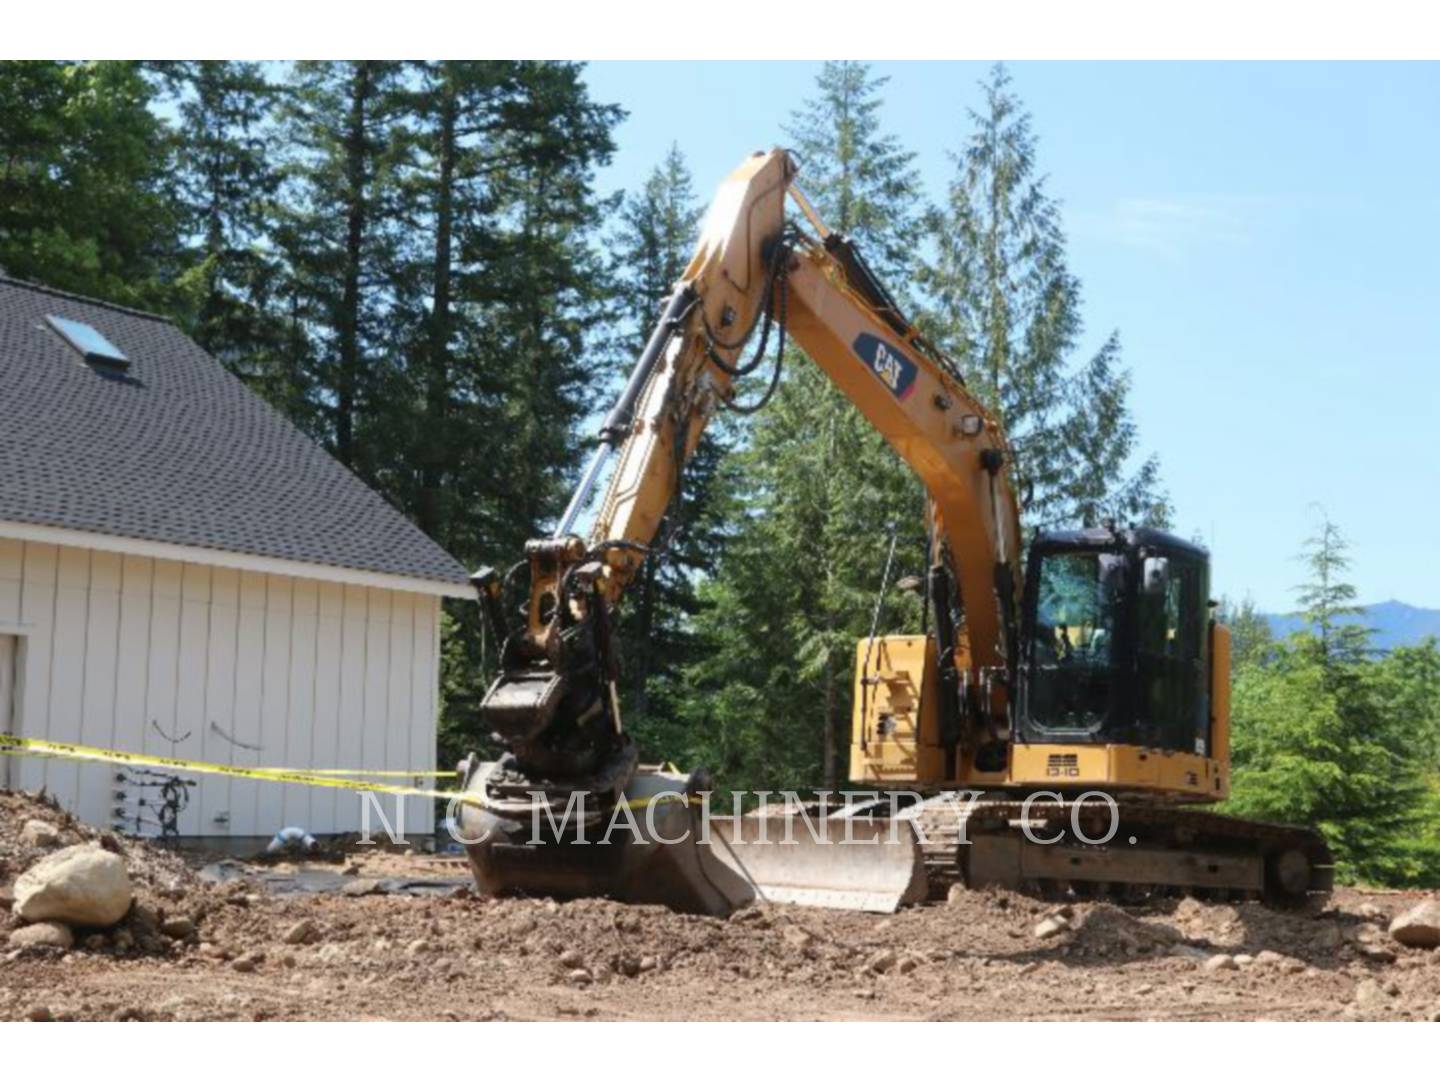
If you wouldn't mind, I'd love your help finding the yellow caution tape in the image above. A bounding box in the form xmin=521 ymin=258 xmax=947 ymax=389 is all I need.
xmin=0 ymin=732 xmax=473 ymax=805
xmin=0 ymin=733 xmax=696 ymax=814
xmin=247 ymin=766 xmax=452 ymax=778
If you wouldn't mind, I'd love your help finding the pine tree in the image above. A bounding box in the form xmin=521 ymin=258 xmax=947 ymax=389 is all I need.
xmin=919 ymin=64 xmax=1168 ymax=532
xmin=680 ymin=63 xmax=927 ymax=790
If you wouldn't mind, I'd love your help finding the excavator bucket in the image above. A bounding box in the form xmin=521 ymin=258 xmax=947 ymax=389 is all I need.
xmin=453 ymin=763 xmax=927 ymax=916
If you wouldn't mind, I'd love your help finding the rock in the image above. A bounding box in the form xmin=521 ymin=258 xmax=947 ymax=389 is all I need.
xmin=0 ymin=883 xmax=13 ymax=911
xmin=566 ymin=967 xmax=593 ymax=986
xmin=559 ymin=948 xmax=586 ymax=969
xmin=1204 ymin=953 xmax=1237 ymax=972
xmin=865 ymin=948 xmax=897 ymax=974
xmin=1033 ymin=915 xmax=1070 ymax=940
xmin=1358 ymin=943 xmax=1397 ymax=964
xmin=13 ymin=844 xmax=132 ymax=927
xmin=231 ymin=956 xmax=257 ymax=973
xmin=638 ymin=956 xmax=657 ymax=973
xmin=946 ymin=883 xmax=968 ymax=906
xmin=9 ymin=921 xmax=74 ymax=950
xmin=1170 ymin=944 xmax=1210 ymax=961
xmin=340 ymin=880 xmax=380 ymax=897
xmin=283 ymin=918 xmax=318 ymax=945
xmin=897 ymin=954 xmax=922 ymax=974
xmin=1358 ymin=902 xmax=1383 ymax=920
xmin=21 ymin=820 xmax=61 ymax=848
xmin=25 ymin=1004 xmax=53 ymax=1022
xmin=617 ymin=955 xmax=642 ymax=978
xmin=405 ymin=939 xmax=429 ymax=957
xmin=1234 ymin=953 xmax=1255 ymax=968
xmin=1253 ymin=949 xmax=1286 ymax=965
xmin=1354 ymin=978 xmax=1389 ymax=1007
xmin=781 ymin=925 xmax=813 ymax=951
xmin=1389 ymin=900 xmax=1440 ymax=950
xmin=161 ymin=916 xmax=195 ymax=940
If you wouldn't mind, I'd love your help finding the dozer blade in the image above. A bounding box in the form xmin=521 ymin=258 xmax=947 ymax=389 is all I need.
xmin=704 ymin=815 xmax=929 ymax=913
xmin=453 ymin=763 xmax=927 ymax=916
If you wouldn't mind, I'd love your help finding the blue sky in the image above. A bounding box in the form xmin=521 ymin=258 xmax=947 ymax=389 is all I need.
xmin=581 ymin=61 xmax=1440 ymax=612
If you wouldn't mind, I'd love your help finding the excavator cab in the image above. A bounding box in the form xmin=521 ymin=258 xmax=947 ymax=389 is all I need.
xmin=851 ymin=525 xmax=1229 ymax=802
xmin=1018 ymin=527 xmax=1212 ymax=760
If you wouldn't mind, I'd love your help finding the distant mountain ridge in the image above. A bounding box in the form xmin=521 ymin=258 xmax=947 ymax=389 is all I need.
xmin=1265 ymin=600 xmax=1440 ymax=652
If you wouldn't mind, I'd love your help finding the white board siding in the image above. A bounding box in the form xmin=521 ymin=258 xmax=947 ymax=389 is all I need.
xmin=0 ymin=537 xmax=440 ymax=838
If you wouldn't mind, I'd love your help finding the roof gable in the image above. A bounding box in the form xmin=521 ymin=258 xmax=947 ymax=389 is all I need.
xmin=0 ymin=276 xmax=469 ymax=590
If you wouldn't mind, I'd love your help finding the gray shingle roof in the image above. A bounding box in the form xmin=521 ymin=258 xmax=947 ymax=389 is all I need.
xmin=0 ymin=276 xmax=470 ymax=590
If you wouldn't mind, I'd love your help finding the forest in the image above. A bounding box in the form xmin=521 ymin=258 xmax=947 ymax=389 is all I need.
xmin=2 ymin=60 xmax=1436 ymax=884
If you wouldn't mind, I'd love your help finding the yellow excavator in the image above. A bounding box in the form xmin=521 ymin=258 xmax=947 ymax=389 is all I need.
xmin=454 ymin=149 xmax=1332 ymax=914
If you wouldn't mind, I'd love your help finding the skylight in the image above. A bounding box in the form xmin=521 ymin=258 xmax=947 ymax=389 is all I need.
xmin=46 ymin=315 xmax=130 ymax=370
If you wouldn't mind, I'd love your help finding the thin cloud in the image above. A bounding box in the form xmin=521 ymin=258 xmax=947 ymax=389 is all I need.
xmin=1077 ymin=196 xmax=1254 ymax=259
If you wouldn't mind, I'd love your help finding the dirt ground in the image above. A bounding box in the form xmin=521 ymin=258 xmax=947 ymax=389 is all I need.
xmin=2 ymin=789 xmax=1438 ymax=1021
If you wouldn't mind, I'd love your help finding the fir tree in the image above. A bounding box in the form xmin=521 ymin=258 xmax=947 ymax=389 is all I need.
xmin=607 ymin=145 xmax=717 ymax=742
xmin=1294 ymin=512 xmax=1371 ymax=670
xmin=681 ymin=62 xmax=927 ymax=789
xmin=154 ymin=61 xmax=288 ymax=381
xmin=1228 ymin=518 xmax=1438 ymax=885
xmin=274 ymin=60 xmax=409 ymax=471
xmin=919 ymin=64 xmax=1168 ymax=532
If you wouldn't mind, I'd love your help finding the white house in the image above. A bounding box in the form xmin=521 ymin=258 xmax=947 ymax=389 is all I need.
xmin=0 ymin=276 xmax=473 ymax=841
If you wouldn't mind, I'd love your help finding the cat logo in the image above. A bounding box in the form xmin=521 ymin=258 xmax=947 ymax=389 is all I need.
xmin=851 ymin=333 xmax=918 ymax=400
xmin=873 ymin=343 xmax=903 ymax=391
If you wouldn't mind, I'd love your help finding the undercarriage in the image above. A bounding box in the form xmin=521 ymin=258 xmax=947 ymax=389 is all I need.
xmin=904 ymin=794 xmax=1334 ymax=906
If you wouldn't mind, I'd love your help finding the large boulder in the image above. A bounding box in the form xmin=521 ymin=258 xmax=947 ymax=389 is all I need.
xmin=1389 ymin=899 xmax=1440 ymax=949
xmin=13 ymin=844 xmax=133 ymax=928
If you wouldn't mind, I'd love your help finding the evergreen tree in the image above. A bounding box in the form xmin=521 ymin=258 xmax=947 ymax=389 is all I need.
xmin=475 ymin=62 xmax=623 ymax=554
xmin=607 ymin=145 xmax=716 ymax=744
xmin=154 ymin=62 xmax=287 ymax=374
xmin=386 ymin=62 xmax=622 ymax=763
xmin=274 ymin=60 xmax=409 ymax=471
xmin=783 ymin=62 xmax=922 ymax=284
xmin=1227 ymin=519 xmax=1439 ymax=885
xmin=1294 ymin=512 xmax=1371 ymax=669
xmin=0 ymin=61 xmax=177 ymax=307
xmin=1219 ymin=595 xmax=1275 ymax=669
xmin=919 ymin=64 xmax=1168 ymax=532
xmin=680 ymin=62 xmax=927 ymax=790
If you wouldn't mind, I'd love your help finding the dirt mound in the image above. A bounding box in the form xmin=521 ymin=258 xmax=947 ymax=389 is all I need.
xmin=1067 ymin=902 xmax=1186 ymax=956
xmin=0 ymin=789 xmax=196 ymax=895
xmin=2 ymin=788 xmax=209 ymax=963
